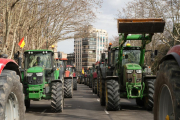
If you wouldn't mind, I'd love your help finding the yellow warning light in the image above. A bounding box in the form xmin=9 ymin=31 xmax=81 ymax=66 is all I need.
xmin=165 ymin=115 xmax=169 ymax=120
xmin=51 ymin=45 xmax=55 ymax=48
xmin=109 ymin=43 xmax=112 ymax=46
xmin=126 ymin=43 xmax=131 ymax=47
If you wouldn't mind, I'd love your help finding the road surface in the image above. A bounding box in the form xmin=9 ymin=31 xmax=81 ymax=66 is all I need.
xmin=25 ymin=84 xmax=153 ymax=120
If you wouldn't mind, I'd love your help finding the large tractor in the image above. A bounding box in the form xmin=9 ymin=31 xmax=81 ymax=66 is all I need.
xmin=99 ymin=19 xmax=165 ymax=111
xmin=0 ymin=54 xmax=25 ymax=119
xmin=154 ymin=45 xmax=180 ymax=120
xmin=22 ymin=50 xmax=64 ymax=112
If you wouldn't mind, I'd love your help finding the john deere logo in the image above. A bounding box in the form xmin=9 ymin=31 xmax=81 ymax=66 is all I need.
xmin=133 ymin=74 xmax=136 ymax=77
xmin=33 ymin=77 xmax=36 ymax=80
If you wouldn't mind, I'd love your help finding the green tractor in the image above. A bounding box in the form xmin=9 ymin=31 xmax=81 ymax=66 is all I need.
xmin=99 ymin=19 xmax=165 ymax=111
xmin=22 ymin=50 xmax=64 ymax=112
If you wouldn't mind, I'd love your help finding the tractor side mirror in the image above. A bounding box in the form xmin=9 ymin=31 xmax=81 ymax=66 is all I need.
xmin=154 ymin=50 xmax=158 ymax=56
xmin=125 ymin=54 xmax=128 ymax=59
xmin=18 ymin=57 xmax=22 ymax=68
xmin=37 ymin=57 xmax=40 ymax=66
xmin=58 ymin=52 xmax=62 ymax=59
xmin=101 ymin=53 xmax=105 ymax=62
xmin=14 ymin=51 xmax=20 ymax=60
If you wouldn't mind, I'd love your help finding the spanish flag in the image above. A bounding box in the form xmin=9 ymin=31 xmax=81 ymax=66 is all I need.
xmin=18 ymin=37 xmax=25 ymax=48
xmin=82 ymin=67 xmax=84 ymax=74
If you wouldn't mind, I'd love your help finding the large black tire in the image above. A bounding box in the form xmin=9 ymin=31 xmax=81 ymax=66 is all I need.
xmin=105 ymin=80 xmax=120 ymax=111
xmin=89 ymin=77 xmax=92 ymax=88
xmin=144 ymin=79 xmax=155 ymax=111
xmin=0 ymin=70 xmax=25 ymax=120
xmin=87 ymin=77 xmax=89 ymax=86
xmin=93 ymin=79 xmax=97 ymax=94
xmin=25 ymin=99 xmax=30 ymax=108
xmin=73 ymin=78 xmax=77 ymax=90
xmin=51 ymin=82 xmax=64 ymax=112
xmin=97 ymin=77 xmax=100 ymax=97
xmin=84 ymin=78 xmax=87 ymax=85
xmin=154 ymin=60 xmax=180 ymax=120
xmin=64 ymin=79 xmax=73 ymax=98
xmin=100 ymin=80 xmax=105 ymax=106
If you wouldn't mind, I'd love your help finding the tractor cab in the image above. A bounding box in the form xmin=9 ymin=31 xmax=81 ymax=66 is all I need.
xmin=24 ymin=50 xmax=55 ymax=85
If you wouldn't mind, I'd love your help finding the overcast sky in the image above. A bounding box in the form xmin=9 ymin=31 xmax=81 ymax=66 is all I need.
xmin=57 ymin=0 xmax=132 ymax=53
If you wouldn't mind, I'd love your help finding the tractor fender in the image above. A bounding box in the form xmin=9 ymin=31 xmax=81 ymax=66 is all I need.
xmin=105 ymin=76 xmax=119 ymax=81
xmin=93 ymin=72 xmax=97 ymax=79
xmin=158 ymin=52 xmax=180 ymax=69
xmin=64 ymin=77 xmax=72 ymax=79
xmin=143 ymin=75 xmax=156 ymax=80
xmin=51 ymin=80 xmax=63 ymax=83
xmin=0 ymin=58 xmax=21 ymax=81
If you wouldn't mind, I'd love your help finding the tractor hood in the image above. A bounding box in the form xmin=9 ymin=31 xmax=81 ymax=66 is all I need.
xmin=125 ymin=63 xmax=142 ymax=70
xmin=27 ymin=66 xmax=44 ymax=73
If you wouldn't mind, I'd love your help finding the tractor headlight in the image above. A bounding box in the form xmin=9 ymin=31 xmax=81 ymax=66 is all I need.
xmin=136 ymin=70 xmax=142 ymax=73
xmin=27 ymin=73 xmax=33 ymax=76
xmin=127 ymin=70 xmax=133 ymax=73
xmin=36 ymin=72 xmax=43 ymax=76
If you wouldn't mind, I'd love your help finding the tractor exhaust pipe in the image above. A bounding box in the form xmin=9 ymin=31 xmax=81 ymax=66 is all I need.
xmin=108 ymin=43 xmax=112 ymax=67
xmin=18 ymin=57 xmax=22 ymax=68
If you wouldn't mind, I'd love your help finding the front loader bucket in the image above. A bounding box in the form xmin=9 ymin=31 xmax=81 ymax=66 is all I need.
xmin=117 ymin=19 xmax=165 ymax=34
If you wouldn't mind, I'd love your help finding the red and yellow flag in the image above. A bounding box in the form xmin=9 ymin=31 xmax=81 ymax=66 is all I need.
xmin=82 ymin=67 xmax=84 ymax=74
xmin=18 ymin=37 xmax=25 ymax=48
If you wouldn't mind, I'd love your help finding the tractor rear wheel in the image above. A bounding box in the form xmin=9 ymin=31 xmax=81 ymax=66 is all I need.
xmin=144 ymin=79 xmax=155 ymax=111
xmin=64 ymin=79 xmax=73 ymax=98
xmin=154 ymin=60 xmax=180 ymax=120
xmin=105 ymin=80 xmax=120 ymax=111
xmin=51 ymin=82 xmax=64 ymax=112
xmin=73 ymin=78 xmax=77 ymax=90
xmin=0 ymin=70 xmax=25 ymax=120
xmin=93 ymin=79 xmax=97 ymax=94
xmin=100 ymin=80 xmax=105 ymax=106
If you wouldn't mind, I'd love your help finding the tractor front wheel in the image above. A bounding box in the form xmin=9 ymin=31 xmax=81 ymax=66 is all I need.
xmin=154 ymin=60 xmax=180 ymax=120
xmin=25 ymin=100 xmax=30 ymax=109
xmin=0 ymin=70 xmax=25 ymax=120
xmin=144 ymin=79 xmax=155 ymax=111
xmin=64 ymin=79 xmax=73 ymax=98
xmin=51 ymin=82 xmax=64 ymax=112
xmin=105 ymin=80 xmax=120 ymax=111
xmin=89 ymin=77 xmax=92 ymax=88
xmin=73 ymin=78 xmax=77 ymax=90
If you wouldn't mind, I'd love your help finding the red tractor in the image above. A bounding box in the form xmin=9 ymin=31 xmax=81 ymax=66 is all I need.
xmin=0 ymin=54 xmax=25 ymax=119
xmin=154 ymin=45 xmax=180 ymax=120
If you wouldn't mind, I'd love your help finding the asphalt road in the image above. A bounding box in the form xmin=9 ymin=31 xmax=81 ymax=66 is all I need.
xmin=25 ymin=84 xmax=153 ymax=120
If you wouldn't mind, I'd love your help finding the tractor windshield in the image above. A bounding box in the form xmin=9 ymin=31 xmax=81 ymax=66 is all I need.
xmin=66 ymin=67 xmax=73 ymax=73
xmin=122 ymin=50 xmax=141 ymax=65
xmin=25 ymin=52 xmax=52 ymax=69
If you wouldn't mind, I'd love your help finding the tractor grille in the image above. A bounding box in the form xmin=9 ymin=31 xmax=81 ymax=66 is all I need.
xmin=27 ymin=73 xmax=43 ymax=85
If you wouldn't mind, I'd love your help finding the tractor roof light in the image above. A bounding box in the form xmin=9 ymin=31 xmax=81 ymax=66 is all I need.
xmin=126 ymin=43 xmax=131 ymax=47
xmin=109 ymin=43 xmax=112 ymax=46
xmin=51 ymin=45 xmax=55 ymax=49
